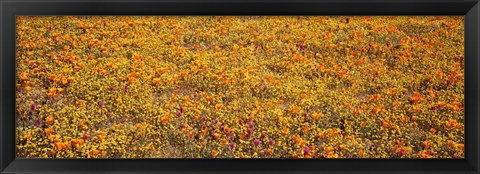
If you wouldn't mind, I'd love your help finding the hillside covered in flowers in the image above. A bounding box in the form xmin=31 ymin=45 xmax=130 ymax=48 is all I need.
xmin=16 ymin=16 xmax=464 ymax=158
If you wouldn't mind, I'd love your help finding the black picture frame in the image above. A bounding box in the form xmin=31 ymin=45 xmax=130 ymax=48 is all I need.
xmin=1 ymin=0 xmax=479 ymax=174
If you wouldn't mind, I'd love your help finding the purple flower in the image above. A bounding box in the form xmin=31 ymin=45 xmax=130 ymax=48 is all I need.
xmin=254 ymin=138 xmax=260 ymax=146
xmin=30 ymin=103 xmax=36 ymax=111
xmin=299 ymin=43 xmax=305 ymax=49
xmin=238 ymin=118 xmax=243 ymax=124
xmin=34 ymin=120 xmax=41 ymax=127
xmin=248 ymin=122 xmax=254 ymax=129
xmin=261 ymin=132 xmax=267 ymax=139
xmin=180 ymin=123 xmax=185 ymax=129
xmin=264 ymin=149 xmax=269 ymax=155
xmin=269 ymin=139 xmax=275 ymax=146
xmin=106 ymin=111 xmax=111 ymax=116
xmin=230 ymin=142 xmax=235 ymax=149
xmin=304 ymin=146 xmax=310 ymax=155
xmin=124 ymin=84 xmax=129 ymax=91
xmin=82 ymin=134 xmax=89 ymax=140
xmin=263 ymin=116 xmax=267 ymax=122
xmin=40 ymin=67 xmax=47 ymax=72
xmin=110 ymin=85 xmax=115 ymax=90
xmin=176 ymin=111 xmax=182 ymax=118
xmin=285 ymin=23 xmax=290 ymax=28
xmin=99 ymin=101 xmax=104 ymax=108
xmin=303 ymin=112 xmax=308 ymax=117
xmin=398 ymin=149 xmax=406 ymax=156
xmin=263 ymin=84 xmax=268 ymax=90
xmin=201 ymin=115 xmax=207 ymax=122
xmin=247 ymin=128 xmax=253 ymax=136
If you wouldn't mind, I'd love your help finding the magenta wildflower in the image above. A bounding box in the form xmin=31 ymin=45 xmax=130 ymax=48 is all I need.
xmin=269 ymin=139 xmax=275 ymax=146
xmin=82 ymin=134 xmax=89 ymax=140
xmin=254 ymin=138 xmax=260 ymax=146
xmin=34 ymin=120 xmax=41 ymax=127
xmin=30 ymin=103 xmax=36 ymax=111
xmin=248 ymin=121 xmax=254 ymax=129
xmin=304 ymin=146 xmax=311 ymax=155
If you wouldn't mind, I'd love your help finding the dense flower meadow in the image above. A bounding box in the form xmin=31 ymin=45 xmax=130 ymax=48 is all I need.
xmin=16 ymin=16 xmax=464 ymax=158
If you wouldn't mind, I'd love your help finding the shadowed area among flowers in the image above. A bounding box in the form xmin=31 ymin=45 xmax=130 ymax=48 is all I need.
xmin=16 ymin=16 xmax=464 ymax=158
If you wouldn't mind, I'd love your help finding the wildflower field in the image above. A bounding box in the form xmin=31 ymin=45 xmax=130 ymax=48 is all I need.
xmin=16 ymin=16 xmax=464 ymax=158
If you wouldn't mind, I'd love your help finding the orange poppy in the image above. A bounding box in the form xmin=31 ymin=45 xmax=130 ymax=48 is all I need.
xmin=161 ymin=114 xmax=170 ymax=123
xmin=358 ymin=149 xmax=365 ymax=156
xmin=45 ymin=128 xmax=54 ymax=136
xmin=411 ymin=116 xmax=418 ymax=121
xmin=325 ymin=146 xmax=334 ymax=154
xmin=310 ymin=112 xmax=320 ymax=121
xmin=211 ymin=150 xmax=219 ymax=157
xmin=215 ymin=104 xmax=223 ymax=110
xmin=45 ymin=116 xmax=54 ymax=125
